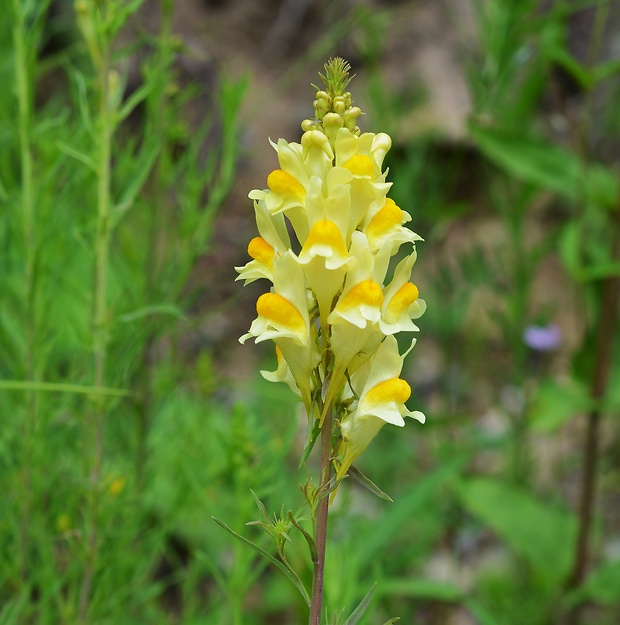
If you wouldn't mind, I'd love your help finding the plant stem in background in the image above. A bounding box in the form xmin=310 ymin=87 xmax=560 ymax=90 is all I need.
xmin=566 ymin=215 xmax=620 ymax=604
xmin=308 ymin=405 xmax=333 ymax=625
xmin=11 ymin=0 xmax=39 ymax=585
xmin=79 ymin=42 xmax=113 ymax=622
xmin=136 ymin=0 xmax=174 ymax=489
xmin=565 ymin=3 xmax=617 ymax=616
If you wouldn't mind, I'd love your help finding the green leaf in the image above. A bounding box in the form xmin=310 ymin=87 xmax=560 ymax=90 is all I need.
xmin=593 ymin=57 xmax=620 ymax=83
xmin=470 ymin=124 xmax=580 ymax=198
xmin=212 ymin=517 xmax=311 ymax=606
xmin=343 ymin=583 xmax=376 ymax=625
xmin=288 ymin=511 xmax=318 ymax=564
xmin=0 ymin=379 xmax=136 ymax=398
xmin=470 ymin=124 xmax=618 ymax=209
xmin=348 ymin=465 xmax=393 ymax=502
xmin=580 ymin=559 xmax=620 ymax=605
xmin=544 ymin=44 xmax=592 ymax=90
xmin=113 ymin=137 xmax=162 ymax=223
xmin=55 ymin=141 xmax=97 ymax=172
xmin=456 ymin=478 xmax=577 ymax=580
xmin=299 ymin=417 xmax=321 ymax=468
xmin=559 ymin=222 xmax=582 ymax=280
xmin=356 ymin=455 xmax=469 ymax=570
xmin=530 ymin=377 xmax=594 ymax=432
xmin=117 ymin=304 xmax=186 ymax=323
xmin=565 ymin=559 xmax=620 ymax=608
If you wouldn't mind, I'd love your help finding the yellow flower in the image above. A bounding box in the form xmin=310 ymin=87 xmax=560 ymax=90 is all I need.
xmin=240 ymin=252 xmax=320 ymax=413
xmin=108 ymin=476 xmax=125 ymax=496
xmin=235 ymin=200 xmax=291 ymax=284
xmin=380 ymin=252 xmax=426 ymax=335
xmin=336 ymin=335 xmax=425 ymax=481
xmin=363 ymin=197 xmax=422 ymax=255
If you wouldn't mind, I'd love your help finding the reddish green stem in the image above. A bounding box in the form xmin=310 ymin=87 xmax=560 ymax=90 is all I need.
xmin=308 ymin=406 xmax=332 ymax=625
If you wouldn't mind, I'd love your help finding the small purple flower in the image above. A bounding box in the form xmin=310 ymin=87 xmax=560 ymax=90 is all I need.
xmin=523 ymin=324 xmax=562 ymax=352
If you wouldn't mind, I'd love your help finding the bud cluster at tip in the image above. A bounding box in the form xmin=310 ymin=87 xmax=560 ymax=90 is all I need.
xmin=301 ymin=57 xmax=362 ymax=147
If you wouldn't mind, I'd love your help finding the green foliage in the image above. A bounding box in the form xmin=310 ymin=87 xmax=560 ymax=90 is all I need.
xmin=2 ymin=1 xmax=620 ymax=624
xmin=457 ymin=478 xmax=577 ymax=581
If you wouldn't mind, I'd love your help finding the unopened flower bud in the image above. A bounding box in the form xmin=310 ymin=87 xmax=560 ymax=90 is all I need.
xmin=333 ymin=96 xmax=346 ymax=115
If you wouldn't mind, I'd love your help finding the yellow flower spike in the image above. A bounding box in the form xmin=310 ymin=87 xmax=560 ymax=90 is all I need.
xmin=238 ymin=58 xmax=427 ymax=491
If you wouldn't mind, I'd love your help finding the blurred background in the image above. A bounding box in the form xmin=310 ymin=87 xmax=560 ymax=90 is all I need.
xmin=1 ymin=0 xmax=620 ymax=623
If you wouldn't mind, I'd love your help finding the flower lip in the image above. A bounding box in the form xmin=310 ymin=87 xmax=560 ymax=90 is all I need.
xmin=248 ymin=237 xmax=274 ymax=266
xmin=343 ymin=154 xmax=374 ymax=178
xmin=267 ymin=169 xmax=306 ymax=198
xmin=364 ymin=377 xmax=412 ymax=406
xmin=367 ymin=198 xmax=402 ymax=239
xmin=256 ymin=292 xmax=306 ymax=337
xmin=337 ymin=279 xmax=383 ymax=310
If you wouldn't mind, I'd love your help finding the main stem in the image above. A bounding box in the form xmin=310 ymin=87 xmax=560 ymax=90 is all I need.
xmin=309 ymin=406 xmax=333 ymax=625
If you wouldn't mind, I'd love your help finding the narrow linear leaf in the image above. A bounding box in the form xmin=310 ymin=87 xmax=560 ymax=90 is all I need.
xmin=545 ymin=44 xmax=592 ymax=90
xmin=55 ymin=141 xmax=97 ymax=172
xmin=288 ymin=511 xmax=318 ymax=564
xmin=0 ymin=380 xmax=136 ymax=398
xmin=116 ymin=73 xmax=163 ymax=123
xmin=117 ymin=304 xmax=186 ymax=323
xmin=594 ymin=58 xmax=620 ymax=83
xmin=113 ymin=138 xmax=161 ymax=221
xmin=299 ymin=418 xmax=321 ymax=468
xmin=212 ymin=517 xmax=311 ymax=606
xmin=343 ymin=583 xmax=376 ymax=625
xmin=381 ymin=619 xmax=400 ymax=625
xmin=349 ymin=465 xmax=393 ymax=502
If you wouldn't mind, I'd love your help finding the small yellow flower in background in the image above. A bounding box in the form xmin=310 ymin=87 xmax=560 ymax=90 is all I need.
xmin=108 ymin=476 xmax=125 ymax=496
xmin=56 ymin=513 xmax=72 ymax=533
xmin=237 ymin=57 xmax=426 ymax=490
